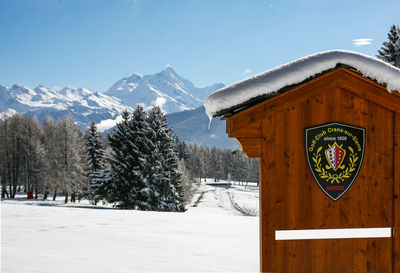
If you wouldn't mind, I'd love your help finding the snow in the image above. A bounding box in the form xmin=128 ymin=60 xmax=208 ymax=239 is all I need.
xmin=96 ymin=115 xmax=124 ymax=132
xmin=204 ymin=50 xmax=400 ymax=119
xmin=147 ymin=84 xmax=180 ymax=104
xmin=3 ymin=84 xmax=129 ymax=113
xmin=124 ymin=72 xmax=143 ymax=79
xmin=153 ymin=97 xmax=167 ymax=112
xmin=105 ymin=67 xmax=222 ymax=115
xmin=2 ymin=183 xmax=259 ymax=273
xmin=0 ymin=108 xmax=17 ymax=120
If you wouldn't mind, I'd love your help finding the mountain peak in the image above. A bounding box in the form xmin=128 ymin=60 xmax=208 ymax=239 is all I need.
xmin=35 ymin=85 xmax=51 ymax=91
xmin=11 ymin=83 xmax=37 ymax=96
xmin=105 ymin=68 xmax=223 ymax=113
xmin=62 ymin=85 xmax=78 ymax=90
xmin=12 ymin=83 xmax=29 ymax=89
xmin=160 ymin=66 xmax=178 ymax=77
xmin=163 ymin=65 xmax=175 ymax=72
xmin=124 ymin=72 xmax=143 ymax=80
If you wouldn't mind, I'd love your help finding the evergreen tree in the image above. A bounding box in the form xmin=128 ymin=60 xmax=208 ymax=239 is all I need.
xmin=84 ymin=121 xmax=108 ymax=205
xmin=377 ymin=24 xmax=400 ymax=68
xmin=107 ymin=107 xmax=152 ymax=209
xmin=144 ymin=107 xmax=165 ymax=210
xmin=186 ymin=142 xmax=203 ymax=179
xmin=174 ymin=135 xmax=190 ymax=161
xmin=148 ymin=106 xmax=185 ymax=211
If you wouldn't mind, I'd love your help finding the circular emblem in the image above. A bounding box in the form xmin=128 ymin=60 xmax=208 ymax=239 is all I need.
xmin=305 ymin=122 xmax=366 ymax=201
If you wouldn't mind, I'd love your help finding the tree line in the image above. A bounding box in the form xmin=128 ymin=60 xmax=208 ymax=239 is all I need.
xmin=0 ymin=113 xmax=87 ymax=202
xmin=177 ymin=141 xmax=259 ymax=184
xmin=0 ymin=107 xmax=259 ymax=210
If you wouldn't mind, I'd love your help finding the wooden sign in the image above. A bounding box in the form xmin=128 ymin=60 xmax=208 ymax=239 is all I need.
xmin=205 ymin=51 xmax=400 ymax=272
xmin=218 ymin=68 xmax=400 ymax=272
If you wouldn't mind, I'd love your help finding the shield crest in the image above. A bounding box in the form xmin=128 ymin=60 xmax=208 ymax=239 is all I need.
xmin=305 ymin=122 xmax=366 ymax=201
xmin=325 ymin=142 xmax=346 ymax=171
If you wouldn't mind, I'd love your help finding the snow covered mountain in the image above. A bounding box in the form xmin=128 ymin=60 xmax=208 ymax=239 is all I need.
xmin=0 ymin=84 xmax=132 ymax=131
xmin=105 ymin=67 xmax=224 ymax=113
xmin=0 ymin=68 xmax=228 ymax=147
xmin=166 ymin=106 xmax=238 ymax=150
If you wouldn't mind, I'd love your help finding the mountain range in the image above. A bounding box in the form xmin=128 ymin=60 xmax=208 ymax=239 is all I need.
xmin=0 ymin=68 xmax=237 ymax=149
xmin=0 ymin=84 xmax=132 ymax=132
xmin=105 ymin=67 xmax=224 ymax=113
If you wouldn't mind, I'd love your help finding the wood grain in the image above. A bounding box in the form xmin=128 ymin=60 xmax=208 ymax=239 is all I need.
xmin=226 ymin=67 xmax=399 ymax=272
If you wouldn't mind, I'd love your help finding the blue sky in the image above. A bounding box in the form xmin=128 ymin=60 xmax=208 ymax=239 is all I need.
xmin=1 ymin=0 xmax=399 ymax=92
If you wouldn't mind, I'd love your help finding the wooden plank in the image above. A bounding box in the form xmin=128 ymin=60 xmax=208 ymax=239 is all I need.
xmin=394 ymin=113 xmax=400 ymax=272
xmin=340 ymin=69 xmax=400 ymax=113
xmin=260 ymin=116 xmax=280 ymax=272
xmin=229 ymin=120 xmax=261 ymax=138
xmin=258 ymin=158 xmax=263 ymax=273
xmin=343 ymin=88 xmax=368 ymax=272
xmin=236 ymin=137 xmax=261 ymax=158
xmin=223 ymin=117 xmax=232 ymax=135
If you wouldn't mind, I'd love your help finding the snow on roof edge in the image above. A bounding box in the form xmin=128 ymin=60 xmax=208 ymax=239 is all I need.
xmin=204 ymin=50 xmax=400 ymax=119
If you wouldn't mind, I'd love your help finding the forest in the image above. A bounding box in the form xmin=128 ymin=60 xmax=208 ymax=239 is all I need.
xmin=0 ymin=106 xmax=259 ymax=211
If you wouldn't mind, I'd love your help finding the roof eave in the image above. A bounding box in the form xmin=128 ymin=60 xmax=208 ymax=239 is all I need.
xmin=215 ymin=64 xmax=362 ymax=118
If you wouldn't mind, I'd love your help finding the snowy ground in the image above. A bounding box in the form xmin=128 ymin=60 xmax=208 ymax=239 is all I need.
xmin=1 ymin=183 xmax=259 ymax=273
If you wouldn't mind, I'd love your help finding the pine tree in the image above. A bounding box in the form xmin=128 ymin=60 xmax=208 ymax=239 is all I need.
xmin=144 ymin=107 xmax=164 ymax=210
xmin=174 ymin=136 xmax=190 ymax=161
xmin=107 ymin=107 xmax=152 ymax=209
xmin=84 ymin=121 xmax=108 ymax=205
xmin=148 ymin=106 xmax=185 ymax=211
xmin=106 ymin=106 xmax=185 ymax=211
xmin=377 ymin=24 xmax=400 ymax=68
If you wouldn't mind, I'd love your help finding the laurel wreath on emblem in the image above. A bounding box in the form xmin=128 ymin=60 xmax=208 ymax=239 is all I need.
xmin=312 ymin=146 xmax=358 ymax=183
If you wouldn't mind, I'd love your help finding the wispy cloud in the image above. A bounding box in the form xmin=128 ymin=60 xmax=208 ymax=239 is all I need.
xmin=352 ymin=38 xmax=373 ymax=47
xmin=244 ymin=68 xmax=252 ymax=74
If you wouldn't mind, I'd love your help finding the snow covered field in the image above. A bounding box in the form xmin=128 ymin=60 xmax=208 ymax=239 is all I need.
xmin=1 ymin=184 xmax=259 ymax=273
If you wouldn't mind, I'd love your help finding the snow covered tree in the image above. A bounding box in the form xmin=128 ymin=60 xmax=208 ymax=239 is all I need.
xmin=106 ymin=106 xmax=185 ymax=211
xmin=107 ymin=107 xmax=152 ymax=209
xmin=42 ymin=116 xmax=62 ymax=200
xmin=0 ymin=118 xmax=13 ymax=198
xmin=58 ymin=115 xmax=88 ymax=203
xmin=20 ymin=115 xmax=44 ymax=199
xmin=185 ymin=142 xmax=203 ymax=179
xmin=377 ymin=24 xmax=400 ymax=68
xmin=177 ymin=158 xmax=193 ymax=203
xmin=174 ymin=135 xmax=190 ymax=161
xmin=84 ymin=121 xmax=108 ymax=205
xmin=147 ymin=106 xmax=185 ymax=211
xmin=0 ymin=113 xmax=25 ymax=198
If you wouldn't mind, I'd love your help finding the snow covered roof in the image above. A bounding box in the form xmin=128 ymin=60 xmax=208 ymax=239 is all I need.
xmin=204 ymin=50 xmax=400 ymax=118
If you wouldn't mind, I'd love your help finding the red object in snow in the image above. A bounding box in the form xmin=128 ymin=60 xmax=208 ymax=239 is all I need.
xmin=27 ymin=191 xmax=34 ymax=199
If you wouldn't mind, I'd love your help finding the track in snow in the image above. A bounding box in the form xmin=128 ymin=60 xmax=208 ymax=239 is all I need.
xmin=193 ymin=184 xmax=250 ymax=215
